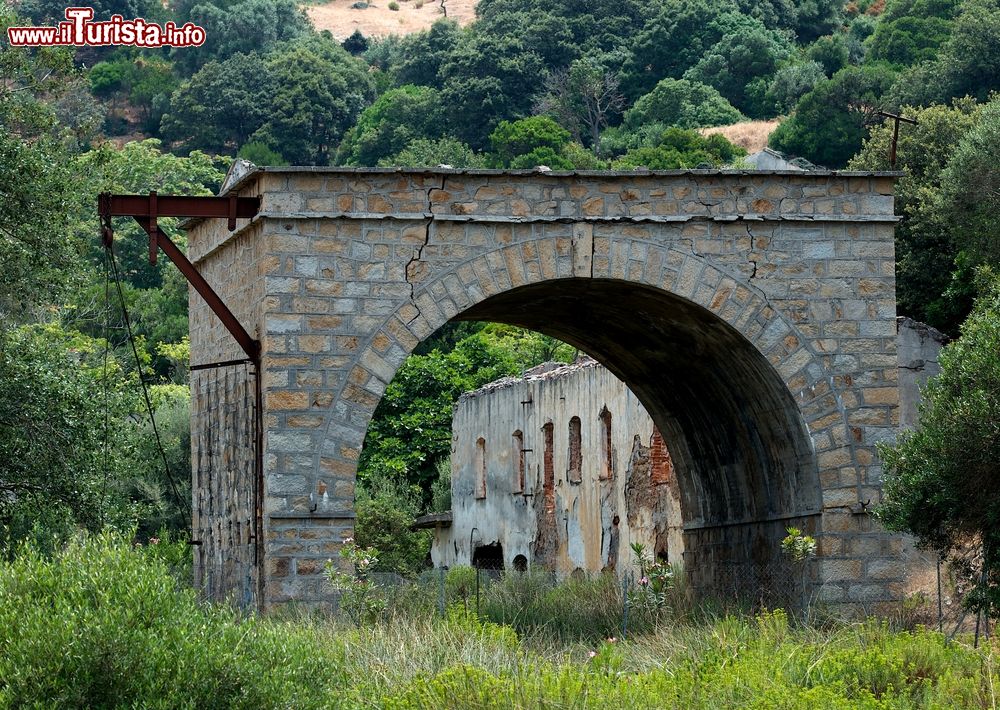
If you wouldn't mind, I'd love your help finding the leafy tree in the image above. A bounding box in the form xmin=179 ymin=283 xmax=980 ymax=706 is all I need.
xmin=765 ymin=61 xmax=826 ymax=114
xmin=67 ymin=140 xmax=225 ymax=376
xmin=876 ymin=271 xmax=1000 ymax=615
xmin=489 ymin=116 xmax=571 ymax=167
xmin=0 ymin=12 xmax=79 ymax=139
xmin=342 ymin=29 xmax=369 ymax=56
xmin=769 ymin=64 xmax=896 ymax=167
xmin=472 ymin=8 xmax=581 ymax=68
xmin=0 ymin=129 xmax=81 ymax=321
xmin=866 ymin=0 xmax=959 ymax=66
xmin=127 ymin=57 xmax=179 ymax=132
xmin=684 ymin=24 xmax=792 ymax=115
xmin=475 ymin=0 xmax=650 ymax=57
xmin=18 ymin=0 xmax=159 ymax=23
xmin=378 ymin=137 xmax=488 ymax=168
xmin=161 ymin=52 xmax=275 ymax=154
xmin=0 ymin=325 xmax=137 ymax=547
xmin=623 ymin=78 xmax=744 ymax=132
xmin=353 ymin=479 xmax=431 ymax=575
xmin=937 ymin=0 xmax=1000 ymax=102
xmin=477 ymin=323 xmax=577 ymax=364
xmin=237 ymin=141 xmax=287 ymax=166
xmin=126 ymin=384 xmax=192 ymax=538
xmin=89 ymin=60 xmax=131 ymax=107
xmin=850 ymin=99 xmax=980 ymax=333
xmin=392 ymin=20 xmax=463 ymax=89
xmin=252 ymin=44 xmax=373 ymax=165
xmin=621 ymin=0 xmax=740 ymax=99
xmin=172 ymin=0 xmax=310 ymax=74
xmin=938 ymin=98 xmax=1000 ymax=272
xmin=438 ymin=32 xmax=548 ymax=150
xmin=337 ymin=85 xmax=445 ymax=166
xmin=507 ymin=148 xmax=574 ymax=170
xmin=806 ymin=33 xmax=850 ymax=76
xmin=792 ymin=0 xmax=843 ymax=42
xmin=359 ymin=333 xmax=521 ymax=499
xmin=888 ymin=0 xmax=1000 ymax=106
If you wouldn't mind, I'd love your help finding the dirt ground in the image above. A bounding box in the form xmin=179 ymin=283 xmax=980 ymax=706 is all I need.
xmin=307 ymin=0 xmax=477 ymax=40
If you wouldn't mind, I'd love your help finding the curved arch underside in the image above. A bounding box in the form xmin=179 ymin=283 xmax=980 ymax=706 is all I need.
xmin=458 ymin=278 xmax=821 ymax=567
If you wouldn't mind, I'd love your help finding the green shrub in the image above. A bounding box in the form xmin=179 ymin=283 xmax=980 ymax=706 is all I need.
xmin=623 ymin=78 xmax=744 ymax=132
xmin=3 ymin=535 xmax=999 ymax=707
xmin=0 ymin=533 xmax=349 ymax=708
xmin=388 ymin=1 xmax=399 ymax=9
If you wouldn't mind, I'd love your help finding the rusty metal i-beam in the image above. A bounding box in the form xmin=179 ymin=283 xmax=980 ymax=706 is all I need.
xmin=97 ymin=191 xmax=262 ymax=363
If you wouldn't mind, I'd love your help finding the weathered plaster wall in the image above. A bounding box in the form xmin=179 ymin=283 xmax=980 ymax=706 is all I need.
xmin=897 ymin=317 xmax=948 ymax=428
xmin=185 ymin=167 xmax=903 ymax=610
xmin=435 ymin=360 xmax=682 ymax=577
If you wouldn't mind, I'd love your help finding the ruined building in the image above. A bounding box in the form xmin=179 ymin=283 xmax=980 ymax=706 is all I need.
xmin=416 ymin=357 xmax=684 ymax=576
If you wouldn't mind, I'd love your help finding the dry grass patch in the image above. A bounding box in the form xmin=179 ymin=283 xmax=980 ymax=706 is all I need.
xmin=307 ymin=0 xmax=478 ymax=40
xmin=700 ymin=119 xmax=782 ymax=153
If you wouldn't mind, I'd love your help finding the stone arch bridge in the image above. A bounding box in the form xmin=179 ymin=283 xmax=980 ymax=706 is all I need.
xmin=186 ymin=167 xmax=902 ymax=611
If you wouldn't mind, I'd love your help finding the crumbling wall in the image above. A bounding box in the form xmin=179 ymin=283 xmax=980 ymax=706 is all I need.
xmin=624 ymin=431 xmax=683 ymax=566
xmin=438 ymin=359 xmax=683 ymax=578
xmin=897 ymin=317 xmax=948 ymax=428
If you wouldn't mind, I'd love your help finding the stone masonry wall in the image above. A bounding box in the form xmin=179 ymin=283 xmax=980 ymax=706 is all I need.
xmin=186 ymin=168 xmax=902 ymax=610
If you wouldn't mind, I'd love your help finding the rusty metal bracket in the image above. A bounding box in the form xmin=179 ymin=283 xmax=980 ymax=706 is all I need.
xmin=877 ymin=110 xmax=918 ymax=169
xmin=97 ymin=191 xmax=262 ymax=363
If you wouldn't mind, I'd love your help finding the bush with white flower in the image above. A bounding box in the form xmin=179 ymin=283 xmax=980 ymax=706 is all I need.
xmin=324 ymin=538 xmax=387 ymax=625
xmin=627 ymin=542 xmax=676 ymax=613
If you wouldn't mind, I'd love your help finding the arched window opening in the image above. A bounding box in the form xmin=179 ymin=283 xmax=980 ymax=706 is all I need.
xmin=475 ymin=437 xmax=487 ymax=499
xmin=567 ymin=416 xmax=582 ymax=483
xmin=599 ymin=407 xmax=613 ymax=480
xmin=512 ymin=429 xmax=525 ymax=494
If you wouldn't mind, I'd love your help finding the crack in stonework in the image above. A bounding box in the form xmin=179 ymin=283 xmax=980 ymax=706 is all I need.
xmin=590 ymin=227 xmax=596 ymax=278
xmin=745 ymin=223 xmax=758 ymax=279
xmin=404 ymin=176 xmax=446 ymax=324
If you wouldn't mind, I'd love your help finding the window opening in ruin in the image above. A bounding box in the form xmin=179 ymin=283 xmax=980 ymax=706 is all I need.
xmin=475 ymin=437 xmax=487 ymax=499
xmin=513 ymin=554 xmax=528 ymax=572
xmin=599 ymin=407 xmax=613 ymax=479
xmin=473 ymin=542 xmax=504 ymax=570
xmin=568 ymin=416 xmax=582 ymax=483
xmin=512 ymin=429 xmax=525 ymax=494
xmin=542 ymin=421 xmax=555 ymax=512
xmin=650 ymin=426 xmax=673 ymax=485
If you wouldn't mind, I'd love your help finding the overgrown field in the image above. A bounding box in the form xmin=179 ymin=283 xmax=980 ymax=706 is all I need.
xmin=1 ymin=534 xmax=998 ymax=709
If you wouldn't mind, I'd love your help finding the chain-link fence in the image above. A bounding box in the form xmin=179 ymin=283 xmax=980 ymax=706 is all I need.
xmin=334 ymin=556 xmax=819 ymax=640
xmin=898 ymin=545 xmax=994 ymax=644
xmin=332 ymin=544 xmax=996 ymax=644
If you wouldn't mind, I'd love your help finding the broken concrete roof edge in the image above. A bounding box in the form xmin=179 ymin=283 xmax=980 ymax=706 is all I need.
xmin=458 ymin=357 xmax=601 ymax=401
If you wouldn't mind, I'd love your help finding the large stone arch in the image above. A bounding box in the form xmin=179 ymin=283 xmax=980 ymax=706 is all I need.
xmin=186 ymin=168 xmax=903 ymax=609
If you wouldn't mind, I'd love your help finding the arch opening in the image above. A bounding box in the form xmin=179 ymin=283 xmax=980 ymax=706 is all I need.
xmin=453 ymin=278 xmax=821 ymax=594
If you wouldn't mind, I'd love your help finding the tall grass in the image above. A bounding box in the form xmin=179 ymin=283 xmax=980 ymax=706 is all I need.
xmin=2 ymin=534 xmax=999 ymax=708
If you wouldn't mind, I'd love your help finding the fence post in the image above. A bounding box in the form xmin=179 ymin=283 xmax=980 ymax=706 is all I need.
xmin=937 ymin=556 xmax=943 ymax=634
xmin=621 ymin=573 xmax=630 ymax=640
xmin=438 ymin=566 xmax=446 ymax=618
